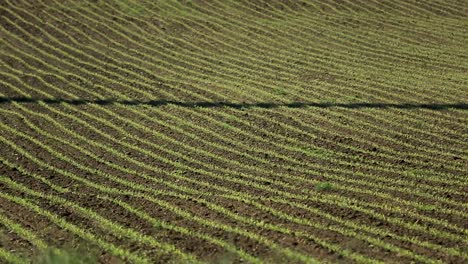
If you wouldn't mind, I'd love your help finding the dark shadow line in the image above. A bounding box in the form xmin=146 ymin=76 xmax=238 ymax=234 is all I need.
xmin=0 ymin=97 xmax=467 ymax=110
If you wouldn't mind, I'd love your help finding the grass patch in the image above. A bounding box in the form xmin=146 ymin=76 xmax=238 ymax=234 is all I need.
xmin=301 ymin=147 xmax=333 ymax=159
xmin=34 ymin=248 xmax=97 ymax=264
xmin=406 ymin=169 xmax=429 ymax=176
xmin=315 ymin=182 xmax=333 ymax=192
xmin=116 ymin=0 xmax=147 ymax=17
xmin=221 ymin=122 xmax=234 ymax=130
xmin=273 ymin=88 xmax=288 ymax=95
xmin=417 ymin=204 xmax=437 ymax=212
xmin=405 ymin=169 xmax=438 ymax=180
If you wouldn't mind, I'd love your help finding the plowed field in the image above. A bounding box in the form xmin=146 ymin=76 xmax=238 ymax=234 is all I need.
xmin=0 ymin=0 xmax=467 ymax=263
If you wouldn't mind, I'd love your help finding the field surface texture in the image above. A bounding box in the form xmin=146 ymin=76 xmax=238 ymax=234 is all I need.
xmin=0 ymin=0 xmax=467 ymax=263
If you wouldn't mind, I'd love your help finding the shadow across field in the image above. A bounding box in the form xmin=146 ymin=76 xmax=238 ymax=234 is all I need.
xmin=0 ymin=97 xmax=467 ymax=110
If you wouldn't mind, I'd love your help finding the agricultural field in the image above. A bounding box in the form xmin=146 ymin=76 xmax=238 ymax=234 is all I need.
xmin=0 ymin=0 xmax=467 ymax=263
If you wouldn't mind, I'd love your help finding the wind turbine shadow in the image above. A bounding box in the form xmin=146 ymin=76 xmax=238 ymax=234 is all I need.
xmin=0 ymin=97 xmax=467 ymax=110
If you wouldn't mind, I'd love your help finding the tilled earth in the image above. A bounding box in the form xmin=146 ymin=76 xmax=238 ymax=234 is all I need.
xmin=0 ymin=0 xmax=467 ymax=263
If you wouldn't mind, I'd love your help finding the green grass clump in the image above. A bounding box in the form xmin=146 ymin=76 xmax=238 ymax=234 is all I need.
xmin=417 ymin=204 xmax=437 ymax=212
xmin=301 ymin=147 xmax=333 ymax=159
xmin=35 ymin=248 xmax=96 ymax=264
xmin=116 ymin=0 xmax=147 ymax=17
xmin=315 ymin=182 xmax=333 ymax=192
